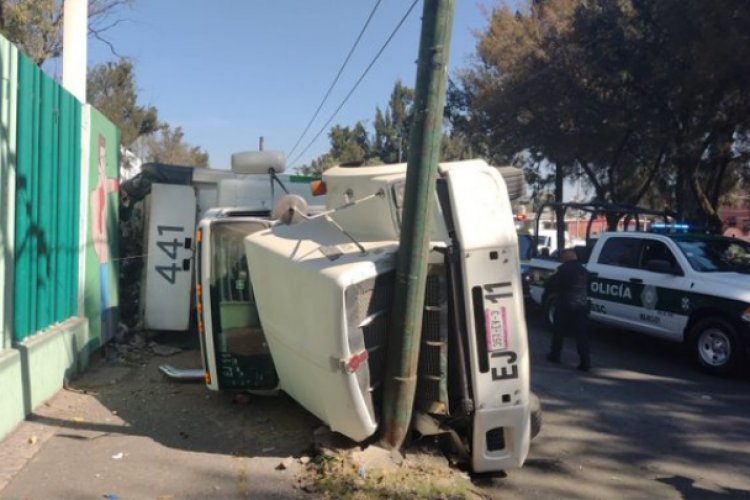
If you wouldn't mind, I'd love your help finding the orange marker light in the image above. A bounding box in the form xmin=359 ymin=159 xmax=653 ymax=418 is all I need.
xmin=311 ymin=180 xmax=327 ymax=196
xmin=196 ymin=228 xmax=202 ymax=243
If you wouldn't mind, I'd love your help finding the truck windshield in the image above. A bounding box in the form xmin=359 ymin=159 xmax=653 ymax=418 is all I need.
xmin=675 ymin=237 xmax=750 ymax=273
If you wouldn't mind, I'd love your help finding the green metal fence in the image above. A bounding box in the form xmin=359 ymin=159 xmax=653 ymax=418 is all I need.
xmin=0 ymin=37 xmax=18 ymax=350
xmin=14 ymin=52 xmax=81 ymax=341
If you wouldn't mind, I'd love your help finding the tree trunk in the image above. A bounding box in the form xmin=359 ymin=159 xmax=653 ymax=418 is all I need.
xmin=555 ymin=162 xmax=565 ymax=253
xmin=675 ymin=162 xmax=686 ymax=218
xmin=691 ymin=175 xmax=723 ymax=233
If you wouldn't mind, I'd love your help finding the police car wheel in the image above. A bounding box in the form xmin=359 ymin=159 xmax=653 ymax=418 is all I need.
xmin=689 ymin=317 xmax=739 ymax=375
xmin=543 ymin=294 xmax=557 ymax=329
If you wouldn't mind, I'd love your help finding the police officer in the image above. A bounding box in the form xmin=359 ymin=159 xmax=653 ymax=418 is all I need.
xmin=546 ymin=249 xmax=591 ymax=371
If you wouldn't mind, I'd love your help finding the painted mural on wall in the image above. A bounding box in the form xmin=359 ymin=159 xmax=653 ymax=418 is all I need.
xmin=85 ymin=108 xmax=120 ymax=344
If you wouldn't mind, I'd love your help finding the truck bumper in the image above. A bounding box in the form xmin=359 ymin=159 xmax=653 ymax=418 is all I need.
xmin=471 ymin=403 xmax=531 ymax=472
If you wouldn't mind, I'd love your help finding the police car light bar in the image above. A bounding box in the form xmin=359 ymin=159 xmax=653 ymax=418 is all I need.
xmin=650 ymin=223 xmax=691 ymax=233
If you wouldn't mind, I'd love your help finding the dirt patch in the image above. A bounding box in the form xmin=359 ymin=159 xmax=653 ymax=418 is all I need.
xmin=297 ymin=427 xmax=478 ymax=499
xmin=298 ymin=448 xmax=478 ymax=499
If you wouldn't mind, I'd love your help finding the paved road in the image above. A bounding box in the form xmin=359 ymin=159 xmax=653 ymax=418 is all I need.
xmin=1 ymin=314 xmax=749 ymax=499
xmin=485 ymin=311 xmax=750 ymax=498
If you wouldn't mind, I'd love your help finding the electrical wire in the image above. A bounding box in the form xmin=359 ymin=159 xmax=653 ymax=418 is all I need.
xmin=289 ymin=0 xmax=421 ymax=168
xmin=286 ymin=0 xmax=383 ymax=161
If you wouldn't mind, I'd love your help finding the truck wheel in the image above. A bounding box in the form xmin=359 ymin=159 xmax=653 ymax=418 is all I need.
xmin=543 ymin=294 xmax=557 ymax=329
xmin=529 ymin=392 xmax=542 ymax=439
xmin=689 ymin=317 xmax=740 ymax=376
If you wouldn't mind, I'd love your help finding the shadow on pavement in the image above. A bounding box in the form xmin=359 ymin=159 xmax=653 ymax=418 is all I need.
xmin=28 ymin=339 xmax=321 ymax=460
xmin=480 ymin=311 xmax=750 ymax=498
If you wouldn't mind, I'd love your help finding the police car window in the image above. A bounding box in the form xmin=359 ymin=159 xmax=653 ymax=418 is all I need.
xmin=640 ymin=241 xmax=678 ymax=271
xmin=676 ymin=238 xmax=750 ymax=272
xmin=598 ymin=237 xmax=642 ymax=268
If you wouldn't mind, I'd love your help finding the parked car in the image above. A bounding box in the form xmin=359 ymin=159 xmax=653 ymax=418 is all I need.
xmin=530 ymin=231 xmax=750 ymax=375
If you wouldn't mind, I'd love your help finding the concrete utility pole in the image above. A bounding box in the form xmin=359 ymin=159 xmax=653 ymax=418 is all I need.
xmin=62 ymin=0 xmax=88 ymax=102
xmin=381 ymin=0 xmax=455 ymax=449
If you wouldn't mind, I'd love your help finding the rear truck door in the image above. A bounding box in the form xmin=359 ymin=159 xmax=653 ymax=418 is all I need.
xmin=195 ymin=217 xmax=279 ymax=392
xmin=142 ymin=183 xmax=197 ymax=331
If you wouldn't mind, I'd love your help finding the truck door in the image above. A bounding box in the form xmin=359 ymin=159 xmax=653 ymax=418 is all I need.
xmin=195 ymin=217 xmax=279 ymax=392
xmin=586 ymin=236 xmax=644 ymax=328
xmin=630 ymin=239 xmax=689 ymax=340
xmin=587 ymin=236 xmax=688 ymax=340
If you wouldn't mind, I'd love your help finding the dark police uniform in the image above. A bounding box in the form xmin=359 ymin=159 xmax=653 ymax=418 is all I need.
xmin=547 ymin=259 xmax=591 ymax=370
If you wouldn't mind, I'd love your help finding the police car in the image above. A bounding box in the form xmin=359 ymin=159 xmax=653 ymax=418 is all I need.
xmin=530 ymin=231 xmax=750 ymax=375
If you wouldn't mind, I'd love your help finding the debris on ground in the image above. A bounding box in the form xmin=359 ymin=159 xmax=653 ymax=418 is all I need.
xmin=150 ymin=344 xmax=183 ymax=357
xmin=276 ymin=456 xmax=295 ymax=471
xmin=158 ymin=365 xmax=204 ymax=381
xmin=299 ymin=428 xmax=478 ymax=499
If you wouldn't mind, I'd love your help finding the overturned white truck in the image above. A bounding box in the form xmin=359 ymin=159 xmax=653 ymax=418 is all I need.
xmin=195 ymin=157 xmax=534 ymax=472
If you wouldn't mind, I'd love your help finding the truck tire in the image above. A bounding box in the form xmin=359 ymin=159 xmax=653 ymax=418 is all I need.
xmin=496 ymin=166 xmax=525 ymax=201
xmin=529 ymin=392 xmax=542 ymax=439
xmin=543 ymin=293 xmax=558 ymax=329
xmin=688 ymin=317 xmax=740 ymax=376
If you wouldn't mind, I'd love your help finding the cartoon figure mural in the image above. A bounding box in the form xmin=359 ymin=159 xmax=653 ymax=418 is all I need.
xmin=91 ymin=135 xmax=119 ymax=341
xmin=85 ymin=107 xmax=120 ymax=345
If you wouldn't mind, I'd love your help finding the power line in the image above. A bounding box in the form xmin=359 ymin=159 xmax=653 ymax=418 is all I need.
xmin=289 ymin=0 xmax=420 ymax=168
xmin=286 ymin=0 xmax=383 ymax=161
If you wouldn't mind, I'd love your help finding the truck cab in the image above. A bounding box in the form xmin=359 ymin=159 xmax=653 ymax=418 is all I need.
xmin=195 ymin=158 xmax=535 ymax=473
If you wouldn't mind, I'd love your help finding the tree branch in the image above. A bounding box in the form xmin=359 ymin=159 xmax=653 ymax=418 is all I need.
xmin=632 ymin=144 xmax=667 ymax=205
xmin=576 ymin=159 xmax=606 ymax=201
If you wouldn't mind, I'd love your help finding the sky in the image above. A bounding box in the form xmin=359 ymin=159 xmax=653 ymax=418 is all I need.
xmin=72 ymin=1 xmax=502 ymax=171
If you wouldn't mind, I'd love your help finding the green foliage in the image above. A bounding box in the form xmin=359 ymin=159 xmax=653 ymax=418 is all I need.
xmin=1 ymin=0 xmax=209 ymax=169
xmin=300 ymin=78 xmax=477 ymax=174
xmin=88 ymin=60 xmax=209 ymax=168
xmin=87 ymin=59 xmax=159 ymax=148
xmin=0 ymin=0 xmax=61 ymax=65
xmin=462 ymin=0 xmax=750 ymax=225
xmin=373 ymin=80 xmax=414 ymax=164
xmin=138 ymin=123 xmax=209 ymax=168
xmin=0 ymin=0 xmax=133 ymax=65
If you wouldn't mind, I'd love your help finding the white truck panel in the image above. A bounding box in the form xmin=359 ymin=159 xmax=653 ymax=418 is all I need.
xmin=245 ymin=217 xmax=398 ymax=441
xmin=142 ymin=183 xmax=196 ymax=331
xmin=443 ymin=165 xmax=530 ymax=472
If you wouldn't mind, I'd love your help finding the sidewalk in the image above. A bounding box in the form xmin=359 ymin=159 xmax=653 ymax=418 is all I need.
xmin=0 ymin=347 xmax=320 ymax=499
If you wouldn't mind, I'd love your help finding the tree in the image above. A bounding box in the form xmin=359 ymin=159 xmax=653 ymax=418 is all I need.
xmin=464 ymin=0 xmax=750 ymax=228
xmin=0 ymin=0 xmax=132 ymax=65
xmin=329 ymin=122 xmax=370 ymax=164
xmin=87 ymin=59 xmax=159 ymax=148
xmin=373 ymin=80 xmax=414 ymax=164
xmin=137 ymin=124 xmax=209 ymax=167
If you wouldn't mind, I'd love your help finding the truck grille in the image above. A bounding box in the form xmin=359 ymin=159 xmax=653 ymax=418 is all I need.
xmin=345 ymin=272 xmax=395 ymax=420
xmin=344 ymin=265 xmax=450 ymax=421
xmin=416 ymin=267 xmax=449 ymax=415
